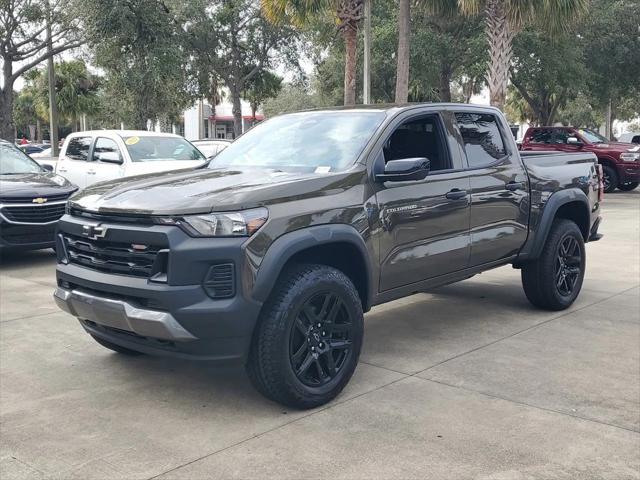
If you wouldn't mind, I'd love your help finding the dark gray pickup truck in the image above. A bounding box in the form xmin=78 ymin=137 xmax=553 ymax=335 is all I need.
xmin=53 ymin=104 xmax=603 ymax=408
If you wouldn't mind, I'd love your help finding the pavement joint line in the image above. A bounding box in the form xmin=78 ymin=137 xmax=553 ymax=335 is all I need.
xmin=3 ymin=454 xmax=47 ymax=476
xmin=420 ymin=377 xmax=640 ymax=435
xmin=146 ymin=373 xmax=411 ymax=480
xmin=0 ymin=309 xmax=60 ymax=324
xmin=414 ymin=284 xmax=640 ymax=376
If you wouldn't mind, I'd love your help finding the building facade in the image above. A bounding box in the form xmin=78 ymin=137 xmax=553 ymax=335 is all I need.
xmin=182 ymin=98 xmax=264 ymax=141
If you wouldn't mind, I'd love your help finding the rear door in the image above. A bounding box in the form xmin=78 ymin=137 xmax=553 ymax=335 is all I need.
xmin=374 ymin=111 xmax=472 ymax=291
xmin=55 ymin=136 xmax=93 ymax=188
xmin=88 ymin=137 xmax=126 ymax=186
xmin=454 ymin=110 xmax=529 ymax=267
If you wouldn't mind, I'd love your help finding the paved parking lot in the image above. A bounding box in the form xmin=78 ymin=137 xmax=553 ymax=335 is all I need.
xmin=1 ymin=191 xmax=639 ymax=480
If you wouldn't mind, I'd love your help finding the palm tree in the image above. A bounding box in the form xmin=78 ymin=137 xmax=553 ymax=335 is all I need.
xmin=261 ymin=0 xmax=364 ymax=105
xmin=429 ymin=0 xmax=588 ymax=110
xmin=395 ymin=0 xmax=411 ymax=103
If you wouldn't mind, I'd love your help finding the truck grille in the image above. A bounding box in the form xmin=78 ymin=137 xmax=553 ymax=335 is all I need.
xmin=1 ymin=193 xmax=71 ymax=204
xmin=1 ymin=203 xmax=66 ymax=224
xmin=63 ymin=234 xmax=164 ymax=278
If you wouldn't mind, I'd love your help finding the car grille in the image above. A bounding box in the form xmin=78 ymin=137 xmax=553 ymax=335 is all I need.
xmin=1 ymin=203 xmax=66 ymax=224
xmin=1 ymin=193 xmax=71 ymax=204
xmin=63 ymin=233 xmax=164 ymax=278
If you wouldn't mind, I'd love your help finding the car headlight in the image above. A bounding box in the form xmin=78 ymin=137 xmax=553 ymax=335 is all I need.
xmin=620 ymin=152 xmax=640 ymax=162
xmin=175 ymin=207 xmax=268 ymax=237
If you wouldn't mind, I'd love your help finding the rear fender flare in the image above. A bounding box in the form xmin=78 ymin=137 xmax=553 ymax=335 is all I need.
xmin=518 ymin=188 xmax=590 ymax=261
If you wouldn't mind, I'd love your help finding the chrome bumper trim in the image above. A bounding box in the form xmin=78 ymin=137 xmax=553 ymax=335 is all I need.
xmin=53 ymin=287 xmax=196 ymax=342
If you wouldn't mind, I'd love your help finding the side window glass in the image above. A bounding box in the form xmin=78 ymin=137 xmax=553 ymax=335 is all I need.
xmin=383 ymin=116 xmax=451 ymax=172
xmin=92 ymin=138 xmax=122 ymax=162
xmin=552 ymin=131 xmax=570 ymax=144
xmin=454 ymin=112 xmax=507 ymax=168
xmin=632 ymin=135 xmax=640 ymax=144
xmin=65 ymin=137 xmax=92 ymax=161
xmin=530 ymin=129 xmax=552 ymax=144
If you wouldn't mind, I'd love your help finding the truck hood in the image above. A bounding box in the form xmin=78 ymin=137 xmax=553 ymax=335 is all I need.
xmin=592 ymin=142 xmax=640 ymax=153
xmin=69 ymin=167 xmax=356 ymax=216
xmin=0 ymin=172 xmax=76 ymax=199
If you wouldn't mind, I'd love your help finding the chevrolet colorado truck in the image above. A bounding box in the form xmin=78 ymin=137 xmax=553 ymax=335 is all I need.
xmin=53 ymin=104 xmax=603 ymax=408
xmin=520 ymin=126 xmax=640 ymax=193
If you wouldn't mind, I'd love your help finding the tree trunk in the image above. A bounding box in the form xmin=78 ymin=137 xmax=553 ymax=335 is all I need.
xmin=485 ymin=0 xmax=515 ymax=110
xmin=343 ymin=25 xmax=358 ymax=105
xmin=1 ymin=58 xmax=15 ymax=141
xmin=438 ymin=64 xmax=452 ymax=102
xmin=231 ymin=88 xmax=242 ymax=138
xmin=36 ymin=119 xmax=43 ymax=143
xmin=394 ymin=0 xmax=411 ymax=104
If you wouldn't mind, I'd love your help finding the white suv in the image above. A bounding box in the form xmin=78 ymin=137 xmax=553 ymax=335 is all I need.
xmin=56 ymin=131 xmax=206 ymax=189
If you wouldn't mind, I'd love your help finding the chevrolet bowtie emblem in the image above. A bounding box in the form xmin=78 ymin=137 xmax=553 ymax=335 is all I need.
xmin=82 ymin=224 xmax=108 ymax=240
xmin=32 ymin=197 xmax=47 ymax=204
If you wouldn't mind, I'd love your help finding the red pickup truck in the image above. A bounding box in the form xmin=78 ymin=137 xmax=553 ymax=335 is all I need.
xmin=520 ymin=127 xmax=640 ymax=193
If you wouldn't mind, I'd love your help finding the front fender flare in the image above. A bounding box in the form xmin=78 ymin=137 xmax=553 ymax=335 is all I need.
xmin=251 ymin=224 xmax=374 ymax=310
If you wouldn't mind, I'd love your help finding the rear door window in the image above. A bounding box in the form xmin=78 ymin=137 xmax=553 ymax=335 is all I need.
xmin=454 ymin=112 xmax=507 ymax=168
xmin=529 ymin=129 xmax=553 ymax=144
xmin=65 ymin=137 xmax=92 ymax=161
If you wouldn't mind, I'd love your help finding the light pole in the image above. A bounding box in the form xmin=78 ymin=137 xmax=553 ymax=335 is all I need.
xmin=363 ymin=0 xmax=372 ymax=104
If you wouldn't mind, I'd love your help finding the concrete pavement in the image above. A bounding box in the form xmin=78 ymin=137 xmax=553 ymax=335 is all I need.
xmin=1 ymin=191 xmax=639 ymax=479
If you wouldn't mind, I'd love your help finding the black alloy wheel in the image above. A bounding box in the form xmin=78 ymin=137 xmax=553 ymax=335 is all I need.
xmin=289 ymin=291 xmax=353 ymax=387
xmin=555 ymin=235 xmax=582 ymax=297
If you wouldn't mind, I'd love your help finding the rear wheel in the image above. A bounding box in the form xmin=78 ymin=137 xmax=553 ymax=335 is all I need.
xmin=601 ymin=164 xmax=618 ymax=193
xmin=618 ymin=181 xmax=639 ymax=192
xmin=521 ymin=219 xmax=586 ymax=311
xmin=247 ymin=264 xmax=363 ymax=409
xmin=90 ymin=334 xmax=144 ymax=356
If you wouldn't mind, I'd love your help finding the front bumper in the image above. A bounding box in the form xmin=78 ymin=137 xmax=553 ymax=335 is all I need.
xmin=54 ymin=214 xmax=263 ymax=362
xmin=54 ymin=287 xmax=197 ymax=341
xmin=0 ymin=221 xmax=57 ymax=250
xmin=619 ymin=161 xmax=640 ymax=183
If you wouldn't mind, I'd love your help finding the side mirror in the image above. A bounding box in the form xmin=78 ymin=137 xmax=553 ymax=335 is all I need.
xmin=40 ymin=163 xmax=54 ymax=172
xmin=376 ymin=158 xmax=431 ymax=183
xmin=98 ymin=151 xmax=123 ymax=164
xmin=567 ymin=137 xmax=583 ymax=146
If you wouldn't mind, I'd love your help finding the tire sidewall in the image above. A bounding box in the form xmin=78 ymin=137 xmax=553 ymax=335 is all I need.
xmin=549 ymin=224 xmax=586 ymax=308
xmin=275 ymin=267 xmax=363 ymax=400
xmin=601 ymin=164 xmax=618 ymax=193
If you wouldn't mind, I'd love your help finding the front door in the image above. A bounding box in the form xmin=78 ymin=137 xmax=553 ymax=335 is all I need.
xmin=374 ymin=113 xmax=471 ymax=292
xmin=453 ymin=111 xmax=529 ymax=266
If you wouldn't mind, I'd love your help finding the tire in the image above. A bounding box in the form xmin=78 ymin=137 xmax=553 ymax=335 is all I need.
xmin=90 ymin=334 xmax=145 ymax=356
xmin=601 ymin=164 xmax=618 ymax=193
xmin=521 ymin=219 xmax=586 ymax=311
xmin=618 ymin=182 xmax=639 ymax=192
xmin=247 ymin=264 xmax=364 ymax=409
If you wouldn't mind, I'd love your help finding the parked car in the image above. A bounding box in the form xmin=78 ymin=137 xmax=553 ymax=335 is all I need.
xmin=520 ymin=126 xmax=640 ymax=192
xmin=618 ymin=132 xmax=640 ymax=145
xmin=19 ymin=144 xmax=45 ymax=155
xmin=192 ymin=139 xmax=231 ymax=159
xmin=0 ymin=140 xmax=77 ymax=251
xmin=55 ymin=131 xmax=207 ymax=189
xmin=53 ymin=104 xmax=603 ymax=408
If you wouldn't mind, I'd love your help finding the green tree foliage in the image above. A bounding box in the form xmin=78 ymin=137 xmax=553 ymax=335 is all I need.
xmin=81 ymin=0 xmax=195 ymax=129
xmin=262 ymin=83 xmax=325 ymax=117
xmin=244 ymin=70 xmax=283 ymax=121
xmin=186 ymin=0 xmax=298 ymax=136
xmin=508 ymin=28 xmax=586 ymax=126
xmin=0 ymin=0 xmax=83 ymax=140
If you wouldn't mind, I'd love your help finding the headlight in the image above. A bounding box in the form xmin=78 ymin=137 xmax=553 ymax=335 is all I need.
xmin=176 ymin=207 xmax=268 ymax=237
xmin=620 ymin=152 xmax=640 ymax=162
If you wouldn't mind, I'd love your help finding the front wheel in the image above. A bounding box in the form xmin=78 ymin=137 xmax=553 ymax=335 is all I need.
xmin=247 ymin=264 xmax=363 ymax=409
xmin=601 ymin=164 xmax=619 ymax=193
xmin=618 ymin=181 xmax=639 ymax=192
xmin=521 ymin=219 xmax=586 ymax=311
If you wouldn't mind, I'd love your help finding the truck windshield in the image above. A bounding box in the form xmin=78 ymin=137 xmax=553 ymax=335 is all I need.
xmin=210 ymin=111 xmax=386 ymax=172
xmin=578 ymin=129 xmax=607 ymax=144
xmin=122 ymin=136 xmax=206 ymax=162
xmin=0 ymin=143 xmax=43 ymax=175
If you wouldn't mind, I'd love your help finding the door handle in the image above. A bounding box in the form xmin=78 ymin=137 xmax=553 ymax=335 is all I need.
xmin=58 ymin=168 xmax=67 ymax=173
xmin=445 ymin=189 xmax=467 ymax=200
xmin=505 ymin=181 xmax=524 ymax=191
xmin=87 ymin=170 xmax=97 ymax=175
